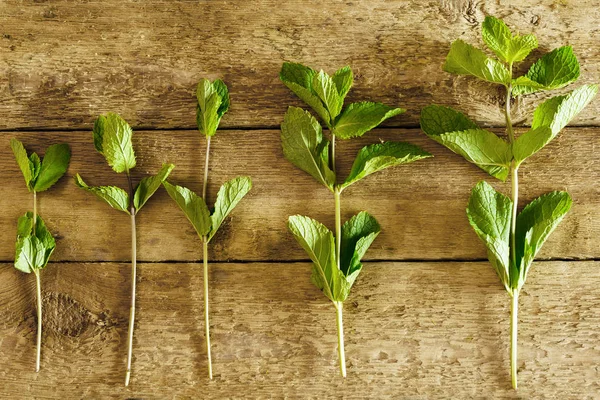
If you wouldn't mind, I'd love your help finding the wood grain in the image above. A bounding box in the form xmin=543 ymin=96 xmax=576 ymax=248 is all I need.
xmin=1 ymin=0 xmax=599 ymax=130
xmin=1 ymin=261 xmax=598 ymax=399
xmin=2 ymin=127 xmax=599 ymax=262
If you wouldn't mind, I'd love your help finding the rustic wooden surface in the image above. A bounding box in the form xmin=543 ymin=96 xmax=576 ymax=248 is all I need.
xmin=1 ymin=261 xmax=599 ymax=399
xmin=1 ymin=0 xmax=600 ymax=398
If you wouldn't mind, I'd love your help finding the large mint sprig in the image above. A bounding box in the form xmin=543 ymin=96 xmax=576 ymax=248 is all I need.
xmin=281 ymin=62 xmax=432 ymax=377
xmin=420 ymin=15 xmax=597 ymax=389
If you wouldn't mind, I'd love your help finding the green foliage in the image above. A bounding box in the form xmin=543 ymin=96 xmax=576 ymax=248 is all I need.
xmin=481 ymin=16 xmax=537 ymax=63
xmin=78 ymin=113 xmax=174 ymax=215
xmin=74 ymin=174 xmax=130 ymax=214
xmin=210 ymin=176 xmax=253 ymax=241
xmin=512 ymin=46 xmax=580 ymax=95
xmin=163 ymin=181 xmax=211 ymax=237
xmin=514 ymin=191 xmax=572 ymax=289
xmin=420 ymin=105 xmax=510 ymax=180
xmin=163 ymin=176 xmax=252 ymax=242
xmin=93 ymin=113 xmax=136 ymax=174
xmin=281 ymin=106 xmax=336 ymax=190
xmin=10 ymin=139 xmax=71 ymax=192
xmin=426 ymin=15 xmax=595 ymax=290
xmin=334 ymin=102 xmax=405 ymax=139
xmin=196 ymin=78 xmax=230 ymax=137
xmin=342 ymin=142 xmax=432 ymax=189
xmin=14 ymin=212 xmax=56 ymax=274
xmin=288 ymin=212 xmax=380 ymax=302
xmin=466 ymin=181 xmax=512 ymax=291
xmin=443 ymin=39 xmax=510 ymax=85
xmin=281 ymin=62 xmax=430 ymax=308
xmin=134 ymin=163 xmax=175 ymax=212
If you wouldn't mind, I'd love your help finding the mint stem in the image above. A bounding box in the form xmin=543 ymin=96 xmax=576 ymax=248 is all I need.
xmin=511 ymin=290 xmax=519 ymax=389
xmin=33 ymin=190 xmax=41 ymax=372
xmin=125 ymin=172 xmax=137 ymax=387
xmin=505 ymin=64 xmax=520 ymax=390
xmin=125 ymin=208 xmax=137 ymax=386
xmin=34 ymin=269 xmax=42 ymax=372
xmin=332 ymin=131 xmax=345 ymax=377
xmin=202 ymin=135 xmax=213 ymax=379
xmin=202 ymin=236 xmax=213 ymax=379
xmin=335 ymin=301 xmax=346 ymax=377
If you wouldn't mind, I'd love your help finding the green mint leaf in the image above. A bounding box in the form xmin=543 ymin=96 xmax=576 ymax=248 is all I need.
xmin=512 ymin=46 xmax=580 ymax=95
xmin=332 ymin=66 xmax=353 ymax=101
xmin=14 ymin=212 xmax=56 ymax=273
xmin=93 ymin=113 xmax=137 ymax=174
xmin=212 ymin=79 xmax=230 ymax=118
xmin=481 ymin=16 xmax=537 ymax=63
xmin=515 ymin=191 xmax=572 ymax=289
xmin=312 ymin=70 xmax=343 ymax=121
xmin=532 ymin=84 xmax=598 ymax=135
xmin=288 ymin=215 xmax=346 ymax=302
xmin=443 ymin=39 xmax=510 ymax=85
xmin=420 ymin=104 xmax=478 ymax=134
xmin=29 ymin=152 xmax=41 ymax=184
xmin=33 ymin=143 xmax=71 ymax=192
xmin=340 ymin=211 xmax=380 ymax=288
xmin=466 ymin=181 xmax=513 ymax=292
xmin=424 ymin=125 xmax=511 ymax=181
xmin=342 ymin=141 xmax=432 ymax=188
xmin=133 ymin=163 xmax=175 ymax=212
xmin=512 ymin=126 xmax=554 ymax=165
xmin=514 ymin=85 xmax=598 ymax=164
xmin=279 ymin=62 xmax=331 ymax=127
xmin=196 ymin=78 xmax=226 ymax=137
xmin=421 ymin=106 xmax=510 ymax=180
xmin=10 ymin=138 xmax=34 ymax=190
xmin=333 ymin=101 xmax=405 ymax=139
xmin=74 ymin=174 xmax=130 ymax=214
xmin=163 ymin=181 xmax=211 ymax=237
xmin=209 ymin=176 xmax=252 ymax=241
xmin=280 ymin=106 xmax=336 ymax=190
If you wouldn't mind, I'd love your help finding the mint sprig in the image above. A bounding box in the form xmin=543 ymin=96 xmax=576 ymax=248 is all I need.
xmin=76 ymin=113 xmax=174 ymax=386
xmin=422 ymin=15 xmax=597 ymax=389
xmin=281 ymin=62 xmax=431 ymax=376
xmin=10 ymin=138 xmax=71 ymax=372
xmin=163 ymin=79 xmax=252 ymax=380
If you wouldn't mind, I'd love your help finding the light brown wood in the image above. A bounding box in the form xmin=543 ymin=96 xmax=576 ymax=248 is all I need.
xmin=1 ymin=261 xmax=598 ymax=398
xmin=1 ymin=0 xmax=599 ymax=130
xmin=2 ymin=127 xmax=598 ymax=262
xmin=2 ymin=1 xmax=600 ymax=397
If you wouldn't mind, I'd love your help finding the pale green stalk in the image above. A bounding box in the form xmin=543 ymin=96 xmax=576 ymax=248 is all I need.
xmin=202 ymin=135 xmax=213 ymax=380
xmin=125 ymin=174 xmax=137 ymax=387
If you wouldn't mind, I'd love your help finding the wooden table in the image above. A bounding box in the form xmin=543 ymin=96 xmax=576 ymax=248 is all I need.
xmin=1 ymin=1 xmax=599 ymax=398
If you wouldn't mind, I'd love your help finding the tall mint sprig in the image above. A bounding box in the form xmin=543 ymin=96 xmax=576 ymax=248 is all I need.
xmin=280 ymin=62 xmax=432 ymax=376
xmin=162 ymin=79 xmax=251 ymax=379
xmin=10 ymin=138 xmax=71 ymax=372
xmin=420 ymin=16 xmax=597 ymax=389
xmin=74 ymin=113 xmax=174 ymax=386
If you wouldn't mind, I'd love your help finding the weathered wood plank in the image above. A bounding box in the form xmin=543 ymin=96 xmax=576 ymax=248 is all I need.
xmin=1 ymin=128 xmax=599 ymax=262
xmin=0 ymin=261 xmax=598 ymax=398
xmin=1 ymin=0 xmax=599 ymax=130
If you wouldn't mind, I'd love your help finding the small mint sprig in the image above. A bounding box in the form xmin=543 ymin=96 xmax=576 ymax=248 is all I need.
xmin=75 ymin=112 xmax=174 ymax=386
xmin=280 ymin=62 xmax=432 ymax=377
xmin=420 ymin=15 xmax=597 ymax=389
xmin=163 ymin=79 xmax=252 ymax=380
xmin=10 ymin=138 xmax=70 ymax=373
